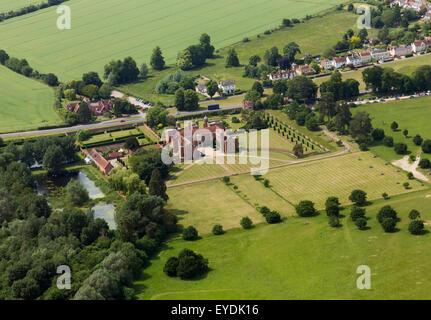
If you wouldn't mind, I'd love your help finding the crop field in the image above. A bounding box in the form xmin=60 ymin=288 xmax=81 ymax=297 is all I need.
xmin=266 ymin=152 xmax=425 ymax=209
xmin=0 ymin=0 xmax=346 ymax=81
xmin=0 ymin=0 xmax=41 ymax=13
xmin=0 ymin=65 xmax=61 ymax=133
xmin=135 ymin=189 xmax=431 ymax=300
xmin=353 ymin=96 xmax=431 ymax=162
xmin=166 ymin=179 xmax=265 ymax=234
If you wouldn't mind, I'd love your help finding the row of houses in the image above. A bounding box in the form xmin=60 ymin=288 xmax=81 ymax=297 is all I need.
xmin=269 ymin=37 xmax=431 ymax=81
xmin=268 ymin=63 xmax=315 ymax=80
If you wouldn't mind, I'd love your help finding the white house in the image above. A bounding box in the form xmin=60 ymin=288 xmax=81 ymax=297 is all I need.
xmin=218 ymin=81 xmax=236 ymax=94
xmin=411 ymin=38 xmax=431 ymax=52
xmin=332 ymin=56 xmax=347 ymax=69
xmin=346 ymin=54 xmax=362 ymax=66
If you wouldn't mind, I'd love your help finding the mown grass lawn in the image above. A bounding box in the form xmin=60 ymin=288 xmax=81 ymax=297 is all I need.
xmin=353 ymin=96 xmax=431 ymax=162
xmin=0 ymin=65 xmax=61 ymax=133
xmin=135 ymin=188 xmax=431 ymax=300
xmin=266 ymin=152 xmax=425 ymax=209
xmin=166 ymin=179 xmax=265 ymax=235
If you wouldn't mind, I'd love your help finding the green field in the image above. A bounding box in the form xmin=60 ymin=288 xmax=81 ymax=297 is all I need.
xmin=136 ymin=189 xmax=431 ymax=300
xmin=0 ymin=65 xmax=61 ymax=133
xmin=267 ymin=152 xmax=424 ymax=209
xmin=353 ymin=96 xmax=431 ymax=162
xmin=166 ymin=179 xmax=265 ymax=235
xmin=0 ymin=0 xmax=42 ymax=13
xmin=0 ymin=0 xmax=347 ymax=82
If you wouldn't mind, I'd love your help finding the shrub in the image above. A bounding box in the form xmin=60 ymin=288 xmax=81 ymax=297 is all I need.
xmin=182 ymin=226 xmax=198 ymax=241
xmin=394 ymin=143 xmax=408 ymax=155
xmin=419 ymin=158 xmax=430 ymax=169
xmin=422 ymin=140 xmax=431 ymax=153
xmin=403 ymin=182 xmax=410 ymax=189
xmin=413 ymin=135 xmax=423 ymax=146
xmin=222 ymin=176 xmax=230 ymax=184
xmin=355 ymin=218 xmax=367 ymax=230
xmin=263 ymin=179 xmax=270 ymax=187
xmin=349 ymin=189 xmax=367 ymax=206
xmin=390 ymin=121 xmax=398 ymax=131
xmin=407 ymin=172 xmax=414 ymax=180
xmin=325 ymin=196 xmax=340 ymax=217
xmin=381 ymin=218 xmax=397 ymax=233
xmin=377 ymin=205 xmax=398 ymax=223
xmin=408 ymin=220 xmax=424 ymax=235
xmin=359 ymin=143 xmax=368 ymax=151
xmin=295 ymin=200 xmax=317 ymax=217
xmin=240 ymin=216 xmax=253 ymax=229
xmin=163 ymin=257 xmax=179 ymax=277
xmin=382 ymin=192 xmax=389 ymax=200
xmin=409 ymin=209 xmax=421 ymax=220
xmin=350 ymin=206 xmax=366 ymax=221
xmin=175 ymin=249 xmax=209 ymax=280
xmin=265 ymin=211 xmax=281 ymax=224
xmin=371 ymin=128 xmax=385 ymax=141
xmin=212 ymin=224 xmax=224 ymax=235
xmin=259 ymin=206 xmax=270 ymax=215
xmin=328 ymin=215 xmax=340 ymax=228
xmin=383 ymin=136 xmax=394 ymax=147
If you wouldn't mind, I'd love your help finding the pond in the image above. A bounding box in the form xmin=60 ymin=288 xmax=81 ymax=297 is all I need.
xmin=36 ymin=170 xmax=104 ymax=199
xmin=92 ymin=203 xmax=116 ymax=230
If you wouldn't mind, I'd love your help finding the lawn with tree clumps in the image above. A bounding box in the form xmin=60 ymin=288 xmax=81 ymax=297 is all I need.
xmin=134 ymin=189 xmax=431 ymax=300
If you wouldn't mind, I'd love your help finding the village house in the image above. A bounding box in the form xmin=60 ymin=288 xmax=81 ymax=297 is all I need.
xmin=195 ymin=84 xmax=207 ymax=94
xmin=295 ymin=64 xmax=315 ymax=76
xmin=218 ymin=81 xmax=236 ymax=94
xmin=166 ymin=117 xmax=239 ymax=160
xmin=268 ymin=70 xmax=296 ymax=81
xmin=389 ymin=45 xmax=412 ymax=56
xmin=346 ymin=54 xmax=362 ymax=66
xmin=332 ymin=56 xmax=347 ymax=69
xmin=370 ymin=49 xmax=391 ymax=61
xmin=360 ymin=50 xmax=372 ymax=63
xmin=320 ymin=59 xmax=333 ymax=70
xmin=66 ymin=99 xmax=113 ymax=116
xmin=82 ymin=148 xmax=113 ymax=176
xmin=242 ymin=100 xmax=254 ymax=110
xmin=411 ymin=38 xmax=431 ymax=52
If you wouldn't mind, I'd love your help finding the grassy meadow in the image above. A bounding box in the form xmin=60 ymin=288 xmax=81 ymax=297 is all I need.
xmin=0 ymin=65 xmax=61 ymax=133
xmin=136 ymin=188 xmax=431 ymax=300
xmin=353 ymin=96 xmax=431 ymax=162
